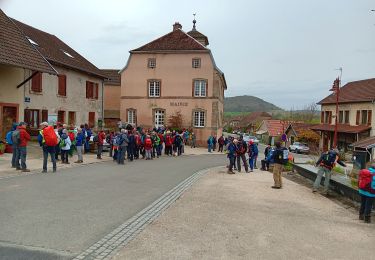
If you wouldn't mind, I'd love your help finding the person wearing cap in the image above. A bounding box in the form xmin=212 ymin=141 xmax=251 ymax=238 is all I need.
xmin=248 ymin=139 xmax=258 ymax=172
xmin=236 ymin=135 xmax=249 ymax=173
xmin=313 ymin=148 xmax=346 ymax=194
xmin=17 ymin=122 xmax=31 ymax=172
xmin=227 ymin=138 xmax=238 ymax=174
xmin=38 ymin=122 xmax=58 ymax=173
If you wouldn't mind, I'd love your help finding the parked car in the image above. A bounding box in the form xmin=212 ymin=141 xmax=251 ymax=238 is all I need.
xmin=242 ymin=134 xmax=259 ymax=144
xmin=289 ymin=142 xmax=310 ymax=154
xmin=90 ymin=135 xmax=111 ymax=152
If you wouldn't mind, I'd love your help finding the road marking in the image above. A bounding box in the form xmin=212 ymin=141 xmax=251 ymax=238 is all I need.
xmin=73 ymin=166 xmax=223 ymax=260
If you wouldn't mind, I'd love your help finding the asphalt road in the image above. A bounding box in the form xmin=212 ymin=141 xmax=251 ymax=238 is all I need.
xmin=0 ymin=154 xmax=225 ymax=260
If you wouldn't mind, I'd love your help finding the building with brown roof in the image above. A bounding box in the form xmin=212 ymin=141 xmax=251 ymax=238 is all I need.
xmin=225 ymin=112 xmax=272 ymax=133
xmin=102 ymin=69 xmax=121 ymax=128
xmin=0 ymin=8 xmax=106 ymax=137
xmin=313 ymin=78 xmax=375 ymax=151
xmin=119 ymin=21 xmax=227 ymax=145
xmin=255 ymin=119 xmax=288 ymax=145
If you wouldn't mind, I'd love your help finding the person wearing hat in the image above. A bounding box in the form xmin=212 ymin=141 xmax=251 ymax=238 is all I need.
xmin=16 ymin=122 xmax=31 ymax=172
xmin=313 ymin=148 xmax=346 ymax=194
xmin=38 ymin=122 xmax=58 ymax=173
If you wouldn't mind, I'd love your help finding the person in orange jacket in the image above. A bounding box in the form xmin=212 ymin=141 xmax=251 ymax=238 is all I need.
xmin=17 ymin=122 xmax=31 ymax=172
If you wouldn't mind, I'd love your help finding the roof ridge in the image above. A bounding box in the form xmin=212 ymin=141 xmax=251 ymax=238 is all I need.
xmin=10 ymin=17 xmax=55 ymax=37
xmin=131 ymin=30 xmax=176 ymax=52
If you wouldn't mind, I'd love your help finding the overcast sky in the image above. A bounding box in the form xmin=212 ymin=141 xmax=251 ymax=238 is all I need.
xmin=2 ymin=0 xmax=375 ymax=109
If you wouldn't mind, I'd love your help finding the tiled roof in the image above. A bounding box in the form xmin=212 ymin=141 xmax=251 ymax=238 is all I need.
xmin=0 ymin=9 xmax=56 ymax=74
xmin=187 ymin=29 xmax=209 ymax=46
xmin=318 ymin=78 xmax=375 ymax=104
xmin=265 ymin=120 xmax=285 ymax=137
xmin=287 ymin=123 xmax=316 ymax=135
xmin=12 ymin=18 xmax=106 ymax=78
xmin=351 ymin=136 xmax=375 ymax=149
xmin=131 ymin=29 xmax=208 ymax=52
xmin=102 ymin=69 xmax=120 ymax=85
xmin=310 ymin=124 xmax=371 ymax=134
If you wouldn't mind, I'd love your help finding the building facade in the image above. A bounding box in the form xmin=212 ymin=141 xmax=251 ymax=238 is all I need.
xmin=102 ymin=69 xmax=121 ymax=129
xmin=0 ymin=13 xmax=106 ymax=136
xmin=312 ymin=78 xmax=375 ymax=152
xmin=120 ymin=22 xmax=227 ymax=146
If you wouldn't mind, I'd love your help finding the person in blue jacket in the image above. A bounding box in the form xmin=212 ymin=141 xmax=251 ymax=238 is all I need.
xmin=75 ymin=128 xmax=85 ymax=163
xmin=6 ymin=123 xmax=19 ymax=168
xmin=227 ymin=139 xmax=238 ymax=174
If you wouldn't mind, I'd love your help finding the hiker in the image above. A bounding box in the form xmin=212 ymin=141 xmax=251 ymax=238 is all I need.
xmin=84 ymin=124 xmax=92 ymax=153
xmin=213 ymin=134 xmax=217 ymax=151
xmin=117 ymin=129 xmax=129 ymax=164
xmin=144 ymin=134 xmax=153 ymax=160
xmin=96 ymin=130 xmax=106 ymax=159
xmin=271 ymin=141 xmax=289 ymax=189
xmin=207 ymin=135 xmax=213 ymax=152
xmin=190 ymin=132 xmax=196 ymax=148
xmin=227 ymin=138 xmax=238 ymax=174
xmin=6 ymin=123 xmax=19 ymax=168
xmin=218 ymin=135 xmax=225 ymax=153
xmin=248 ymin=139 xmax=258 ymax=172
xmin=16 ymin=122 xmax=31 ymax=172
xmin=261 ymin=144 xmax=271 ymax=171
xmin=39 ymin=122 xmax=59 ymax=173
xmin=165 ymin=131 xmax=173 ymax=156
xmin=358 ymin=165 xmax=375 ymax=223
xmin=134 ymin=131 xmax=141 ymax=159
xmin=313 ymin=148 xmax=346 ymax=195
xmin=157 ymin=131 xmax=164 ymax=157
xmin=174 ymin=133 xmax=183 ymax=156
xmin=127 ymin=130 xmax=135 ymax=161
xmin=60 ymin=129 xmax=72 ymax=164
xmin=236 ymin=135 xmax=249 ymax=173
xmin=75 ymin=128 xmax=84 ymax=163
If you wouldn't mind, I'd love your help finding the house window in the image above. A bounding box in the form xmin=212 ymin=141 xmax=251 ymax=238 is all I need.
xmin=68 ymin=111 xmax=76 ymax=126
xmin=127 ymin=109 xmax=136 ymax=125
xmin=148 ymin=58 xmax=156 ymax=68
xmin=192 ymin=58 xmax=201 ymax=68
xmin=24 ymin=109 xmax=39 ymax=128
xmin=148 ymin=80 xmax=160 ymax=97
xmin=86 ymin=81 xmax=99 ymax=99
xmin=344 ymin=111 xmax=349 ymax=124
xmin=338 ymin=111 xmax=343 ymax=124
xmin=194 ymin=79 xmax=207 ymax=97
xmin=42 ymin=110 xmax=48 ymax=123
xmin=194 ymin=111 xmax=205 ymax=127
xmin=57 ymin=110 xmax=65 ymax=123
xmin=58 ymin=75 xmax=67 ymax=96
xmin=154 ymin=110 xmax=165 ymax=128
xmin=324 ymin=111 xmax=332 ymax=124
xmin=31 ymin=72 xmax=42 ymax=92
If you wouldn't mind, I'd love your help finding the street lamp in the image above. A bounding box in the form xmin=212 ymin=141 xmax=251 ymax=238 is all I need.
xmin=329 ymin=68 xmax=342 ymax=148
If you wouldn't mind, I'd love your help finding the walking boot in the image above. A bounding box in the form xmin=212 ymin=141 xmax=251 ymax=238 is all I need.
xmin=364 ymin=216 xmax=371 ymax=223
xmin=359 ymin=214 xmax=365 ymax=220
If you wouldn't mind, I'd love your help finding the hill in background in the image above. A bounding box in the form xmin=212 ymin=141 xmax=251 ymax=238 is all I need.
xmin=224 ymin=95 xmax=281 ymax=113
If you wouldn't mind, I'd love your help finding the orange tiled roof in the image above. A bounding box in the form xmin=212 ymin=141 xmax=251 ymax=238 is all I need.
xmin=311 ymin=124 xmax=370 ymax=134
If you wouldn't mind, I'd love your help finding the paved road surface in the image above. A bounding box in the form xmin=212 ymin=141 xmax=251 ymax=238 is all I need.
xmin=0 ymin=154 xmax=225 ymax=259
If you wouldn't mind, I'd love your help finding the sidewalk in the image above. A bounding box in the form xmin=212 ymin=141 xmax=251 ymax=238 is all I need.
xmin=114 ymin=168 xmax=375 ymax=260
xmin=0 ymin=142 xmax=112 ymax=178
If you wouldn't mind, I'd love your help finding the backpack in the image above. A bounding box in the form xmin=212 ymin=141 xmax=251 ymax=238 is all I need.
xmin=59 ymin=138 xmax=66 ymax=148
xmin=165 ymin=135 xmax=172 ymax=146
xmin=275 ymin=147 xmax=289 ymax=165
xmin=93 ymin=135 xmax=99 ymax=143
xmin=11 ymin=130 xmax=20 ymax=145
xmin=238 ymin=141 xmax=247 ymax=154
xmin=321 ymin=151 xmax=337 ymax=168
xmin=44 ymin=126 xmax=58 ymax=146
xmin=266 ymin=148 xmax=275 ymax=163
xmin=6 ymin=131 xmax=13 ymax=145
xmin=145 ymin=138 xmax=152 ymax=146
xmin=358 ymin=169 xmax=375 ymax=194
xmin=135 ymin=135 xmax=141 ymax=146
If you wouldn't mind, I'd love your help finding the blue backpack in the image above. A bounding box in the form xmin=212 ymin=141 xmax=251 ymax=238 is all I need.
xmin=321 ymin=151 xmax=337 ymax=168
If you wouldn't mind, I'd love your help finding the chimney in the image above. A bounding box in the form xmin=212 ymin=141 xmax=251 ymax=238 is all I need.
xmin=173 ymin=22 xmax=182 ymax=31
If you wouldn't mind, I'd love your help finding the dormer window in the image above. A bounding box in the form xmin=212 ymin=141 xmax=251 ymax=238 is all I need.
xmin=192 ymin=58 xmax=201 ymax=68
xmin=62 ymin=50 xmax=74 ymax=58
xmin=27 ymin=37 xmax=38 ymax=46
xmin=148 ymin=58 xmax=156 ymax=68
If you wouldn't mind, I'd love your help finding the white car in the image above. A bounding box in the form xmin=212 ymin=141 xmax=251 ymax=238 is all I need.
xmin=289 ymin=142 xmax=310 ymax=154
xmin=242 ymin=134 xmax=259 ymax=144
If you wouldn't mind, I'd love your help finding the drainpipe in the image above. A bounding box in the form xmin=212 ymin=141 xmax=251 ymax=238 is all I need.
xmin=101 ymin=80 xmax=104 ymax=129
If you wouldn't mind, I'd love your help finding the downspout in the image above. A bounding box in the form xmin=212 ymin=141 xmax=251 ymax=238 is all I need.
xmin=101 ymin=80 xmax=104 ymax=129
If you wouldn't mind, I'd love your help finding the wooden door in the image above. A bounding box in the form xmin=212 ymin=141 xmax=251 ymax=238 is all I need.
xmin=88 ymin=112 xmax=95 ymax=128
xmin=2 ymin=106 xmax=17 ymax=139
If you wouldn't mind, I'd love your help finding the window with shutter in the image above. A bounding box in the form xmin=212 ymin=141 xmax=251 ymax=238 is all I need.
xmin=368 ymin=110 xmax=372 ymax=126
xmin=356 ymin=110 xmax=360 ymax=125
xmin=58 ymin=75 xmax=67 ymax=96
xmin=68 ymin=111 xmax=76 ymax=125
xmin=95 ymin=83 xmax=99 ymax=99
xmin=321 ymin=111 xmax=324 ymax=123
xmin=58 ymin=110 xmax=65 ymax=124
xmin=88 ymin=112 xmax=95 ymax=128
xmin=31 ymin=72 xmax=42 ymax=92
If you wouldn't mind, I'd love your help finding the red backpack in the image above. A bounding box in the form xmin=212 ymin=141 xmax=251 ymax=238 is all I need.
xmin=165 ymin=135 xmax=172 ymax=146
xmin=359 ymin=169 xmax=375 ymax=194
xmin=43 ymin=126 xmax=58 ymax=146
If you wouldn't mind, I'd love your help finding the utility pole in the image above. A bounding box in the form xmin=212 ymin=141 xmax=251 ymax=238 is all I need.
xmin=331 ymin=68 xmax=342 ymax=148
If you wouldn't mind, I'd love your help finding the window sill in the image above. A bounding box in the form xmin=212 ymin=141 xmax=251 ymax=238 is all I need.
xmin=193 ymin=126 xmax=205 ymax=128
xmin=86 ymin=98 xmax=99 ymax=101
xmin=148 ymin=96 xmax=160 ymax=98
xmin=193 ymin=96 xmax=207 ymax=98
xmin=30 ymin=91 xmax=43 ymax=95
xmin=57 ymin=94 xmax=67 ymax=98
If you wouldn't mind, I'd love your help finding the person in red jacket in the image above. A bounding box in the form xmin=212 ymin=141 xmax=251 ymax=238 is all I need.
xmin=97 ymin=130 xmax=106 ymax=159
xmin=17 ymin=122 xmax=31 ymax=172
xmin=144 ymin=135 xmax=153 ymax=160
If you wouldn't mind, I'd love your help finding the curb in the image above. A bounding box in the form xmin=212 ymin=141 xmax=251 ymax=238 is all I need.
xmin=73 ymin=166 xmax=222 ymax=260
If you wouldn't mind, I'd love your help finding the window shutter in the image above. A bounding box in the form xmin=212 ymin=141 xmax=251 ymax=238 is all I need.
xmin=328 ymin=111 xmax=332 ymax=124
xmin=95 ymin=83 xmax=99 ymax=99
xmin=368 ymin=110 xmax=372 ymax=126
xmin=24 ymin=109 xmax=30 ymax=124
xmin=32 ymin=72 xmax=42 ymax=92
xmin=321 ymin=111 xmax=324 ymax=123
xmin=86 ymin=81 xmax=89 ymax=98
xmin=58 ymin=75 xmax=66 ymax=96
xmin=356 ymin=110 xmax=360 ymax=125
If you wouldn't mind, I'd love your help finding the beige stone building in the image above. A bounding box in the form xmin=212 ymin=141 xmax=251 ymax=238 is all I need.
xmin=0 ymin=10 xmax=106 ymax=137
xmin=312 ymin=78 xmax=375 ymax=153
xmin=120 ymin=21 xmax=227 ymax=145
xmin=102 ymin=69 xmax=121 ymax=129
